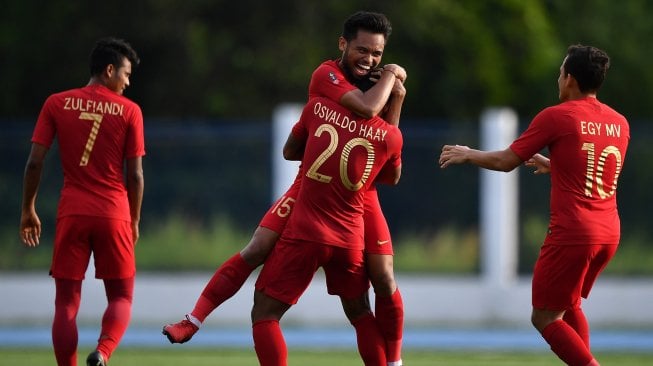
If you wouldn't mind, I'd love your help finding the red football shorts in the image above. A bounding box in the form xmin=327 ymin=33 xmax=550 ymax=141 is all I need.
xmin=363 ymin=188 xmax=393 ymax=255
xmin=51 ymin=216 xmax=135 ymax=280
xmin=259 ymin=183 xmax=393 ymax=254
xmin=258 ymin=181 xmax=300 ymax=233
xmin=255 ymin=238 xmax=369 ymax=305
xmin=532 ymin=243 xmax=618 ymax=310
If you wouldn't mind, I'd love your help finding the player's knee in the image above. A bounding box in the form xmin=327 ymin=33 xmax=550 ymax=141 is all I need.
xmin=241 ymin=229 xmax=278 ymax=266
xmin=369 ymin=271 xmax=396 ymax=296
xmin=341 ymin=296 xmax=371 ymax=322
xmin=251 ymin=290 xmax=287 ymax=323
xmin=530 ymin=308 xmax=563 ymax=332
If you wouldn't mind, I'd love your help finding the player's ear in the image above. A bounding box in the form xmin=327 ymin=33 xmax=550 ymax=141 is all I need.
xmin=104 ymin=63 xmax=115 ymax=79
xmin=338 ymin=36 xmax=347 ymax=52
xmin=565 ymin=73 xmax=578 ymax=90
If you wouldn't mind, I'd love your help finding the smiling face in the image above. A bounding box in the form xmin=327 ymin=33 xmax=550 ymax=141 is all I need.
xmin=338 ymin=30 xmax=386 ymax=81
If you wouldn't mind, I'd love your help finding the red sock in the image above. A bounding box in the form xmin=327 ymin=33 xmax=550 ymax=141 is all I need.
xmin=564 ymin=307 xmax=590 ymax=348
xmin=541 ymin=319 xmax=594 ymax=366
xmin=96 ymin=278 xmax=134 ymax=361
xmin=252 ymin=319 xmax=287 ymax=366
xmin=351 ymin=312 xmax=387 ymax=366
xmin=53 ymin=279 xmax=82 ymax=366
xmin=191 ymin=253 xmax=255 ymax=322
xmin=375 ymin=288 xmax=404 ymax=362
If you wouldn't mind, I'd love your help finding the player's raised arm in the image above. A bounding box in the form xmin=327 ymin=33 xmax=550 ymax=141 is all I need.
xmin=381 ymin=76 xmax=406 ymax=127
xmin=341 ymin=64 xmax=406 ymax=119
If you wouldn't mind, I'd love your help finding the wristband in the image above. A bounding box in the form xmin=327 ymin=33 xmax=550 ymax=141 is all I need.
xmin=382 ymin=67 xmax=400 ymax=79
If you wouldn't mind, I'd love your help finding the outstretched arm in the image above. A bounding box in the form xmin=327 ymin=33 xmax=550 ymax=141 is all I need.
xmin=439 ymin=145 xmax=522 ymax=172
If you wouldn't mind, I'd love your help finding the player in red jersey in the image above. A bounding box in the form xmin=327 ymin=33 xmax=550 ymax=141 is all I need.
xmin=163 ymin=11 xmax=406 ymax=365
xmin=307 ymin=13 xmax=406 ymax=364
xmin=439 ymin=45 xmax=628 ymax=366
xmin=252 ymin=96 xmax=403 ymax=366
xmin=20 ymin=37 xmax=145 ymax=366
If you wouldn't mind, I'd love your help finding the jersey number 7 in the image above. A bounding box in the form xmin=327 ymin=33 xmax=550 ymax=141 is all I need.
xmin=79 ymin=112 xmax=104 ymax=166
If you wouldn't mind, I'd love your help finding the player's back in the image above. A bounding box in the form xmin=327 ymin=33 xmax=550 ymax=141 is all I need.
xmin=283 ymin=97 xmax=402 ymax=250
xmin=549 ymin=97 xmax=629 ymax=243
xmin=511 ymin=96 xmax=629 ymax=244
xmin=32 ymin=84 xmax=144 ymax=220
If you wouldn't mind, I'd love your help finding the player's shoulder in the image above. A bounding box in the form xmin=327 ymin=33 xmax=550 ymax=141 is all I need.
xmin=315 ymin=59 xmax=339 ymax=71
xmin=312 ymin=59 xmax=342 ymax=78
xmin=596 ymin=99 xmax=628 ymax=124
xmin=97 ymin=86 xmax=142 ymax=113
xmin=47 ymin=86 xmax=83 ymax=100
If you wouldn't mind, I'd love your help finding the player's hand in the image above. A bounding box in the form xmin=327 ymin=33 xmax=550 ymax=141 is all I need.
xmin=392 ymin=77 xmax=406 ymax=97
xmin=369 ymin=67 xmax=383 ymax=82
xmin=382 ymin=64 xmax=407 ymax=83
xmin=525 ymin=153 xmax=551 ymax=174
xmin=131 ymin=220 xmax=140 ymax=244
xmin=20 ymin=210 xmax=41 ymax=247
xmin=438 ymin=144 xmax=471 ymax=168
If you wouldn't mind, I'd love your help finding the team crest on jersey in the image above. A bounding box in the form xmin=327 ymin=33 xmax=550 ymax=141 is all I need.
xmin=328 ymin=72 xmax=340 ymax=85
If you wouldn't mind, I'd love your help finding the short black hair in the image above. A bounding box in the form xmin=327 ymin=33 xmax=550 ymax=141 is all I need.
xmin=563 ymin=44 xmax=610 ymax=93
xmin=342 ymin=11 xmax=392 ymax=42
xmin=89 ymin=37 xmax=140 ymax=76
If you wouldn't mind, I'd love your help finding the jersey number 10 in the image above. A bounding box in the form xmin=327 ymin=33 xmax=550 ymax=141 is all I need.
xmin=582 ymin=142 xmax=622 ymax=199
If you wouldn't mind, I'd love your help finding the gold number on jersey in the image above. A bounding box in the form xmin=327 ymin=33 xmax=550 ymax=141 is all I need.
xmin=270 ymin=195 xmax=296 ymax=218
xmin=78 ymin=112 xmax=104 ymax=166
xmin=305 ymin=124 xmax=375 ymax=192
xmin=306 ymin=124 xmax=338 ymax=184
xmin=581 ymin=143 xmax=622 ymax=199
xmin=341 ymin=137 xmax=374 ymax=191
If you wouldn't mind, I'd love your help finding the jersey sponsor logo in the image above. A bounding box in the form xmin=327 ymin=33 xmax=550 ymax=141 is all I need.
xmin=328 ymin=72 xmax=340 ymax=85
xmin=377 ymin=239 xmax=390 ymax=246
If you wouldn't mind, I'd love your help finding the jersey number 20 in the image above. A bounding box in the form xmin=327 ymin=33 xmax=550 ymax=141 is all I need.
xmin=306 ymin=123 xmax=375 ymax=192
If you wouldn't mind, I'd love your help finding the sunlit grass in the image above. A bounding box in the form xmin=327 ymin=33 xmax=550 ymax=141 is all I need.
xmin=2 ymin=347 xmax=652 ymax=366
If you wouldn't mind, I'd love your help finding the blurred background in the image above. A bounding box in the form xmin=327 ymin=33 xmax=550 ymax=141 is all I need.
xmin=2 ymin=0 xmax=653 ymax=346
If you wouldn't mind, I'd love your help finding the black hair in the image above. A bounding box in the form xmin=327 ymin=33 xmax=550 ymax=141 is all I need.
xmin=563 ymin=44 xmax=610 ymax=93
xmin=342 ymin=11 xmax=392 ymax=42
xmin=89 ymin=37 xmax=140 ymax=76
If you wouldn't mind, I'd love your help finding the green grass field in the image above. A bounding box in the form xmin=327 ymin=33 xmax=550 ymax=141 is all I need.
xmin=3 ymin=348 xmax=653 ymax=366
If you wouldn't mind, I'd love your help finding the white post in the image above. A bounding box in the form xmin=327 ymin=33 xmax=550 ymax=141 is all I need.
xmin=479 ymin=108 xmax=519 ymax=289
xmin=271 ymin=104 xmax=303 ymax=202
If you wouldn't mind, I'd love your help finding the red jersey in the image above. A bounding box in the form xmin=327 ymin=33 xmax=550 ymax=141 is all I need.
xmin=31 ymin=84 xmax=145 ymax=221
xmin=308 ymin=60 xmax=396 ymax=198
xmin=510 ymin=97 xmax=629 ymax=245
xmin=308 ymin=59 xmax=357 ymax=102
xmin=282 ymin=97 xmax=402 ymax=250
